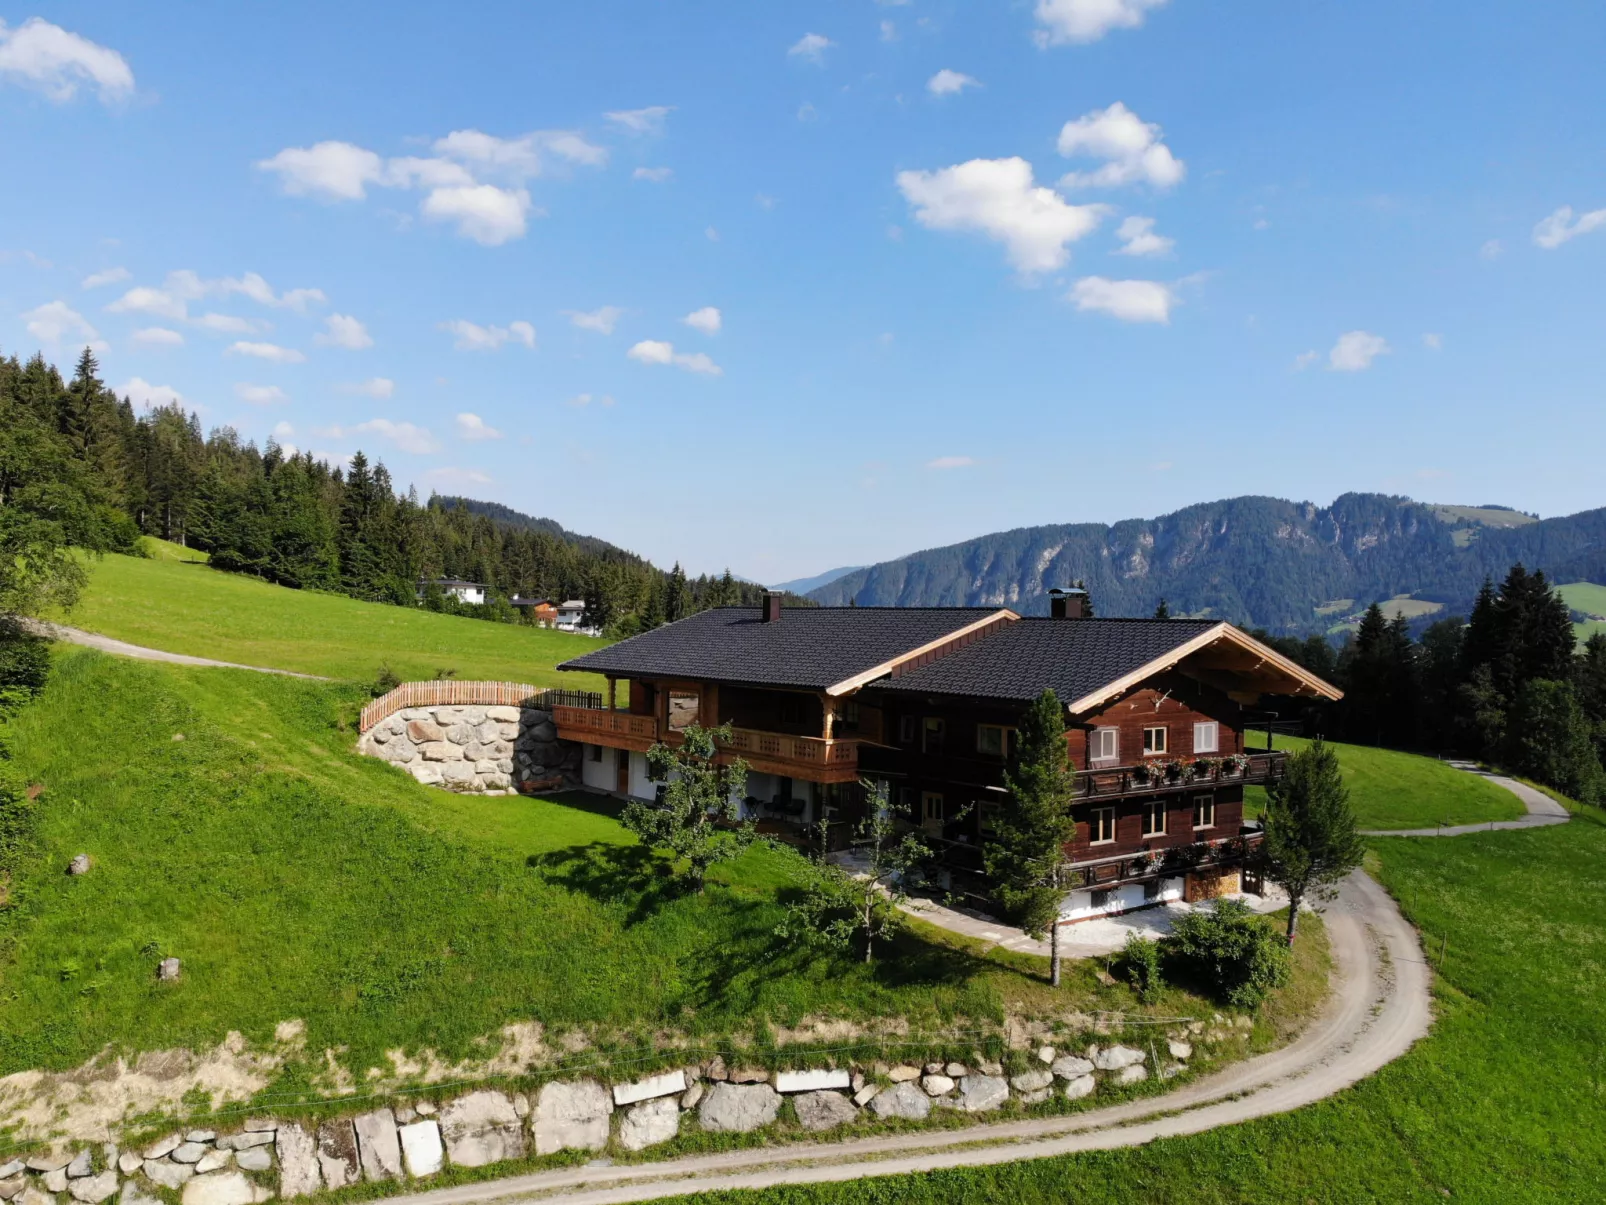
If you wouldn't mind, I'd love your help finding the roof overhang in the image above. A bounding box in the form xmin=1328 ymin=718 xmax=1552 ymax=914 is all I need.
xmin=824 ymin=609 xmax=1020 ymax=697
xmin=1065 ymin=622 xmax=1344 ymax=714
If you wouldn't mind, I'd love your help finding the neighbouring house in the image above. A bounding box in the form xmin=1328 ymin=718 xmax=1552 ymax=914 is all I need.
xmin=512 ymin=596 xmax=560 ymax=625
xmin=554 ymin=599 xmax=588 ymax=632
xmin=556 ymin=588 xmax=1342 ymax=923
xmin=418 ymin=577 xmax=488 ymax=606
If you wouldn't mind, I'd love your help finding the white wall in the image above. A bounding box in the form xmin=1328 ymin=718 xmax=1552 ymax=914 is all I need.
xmin=1060 ymin=876 xmax=1184 ymax=923
xmin=580 ymin=744 xmax=614 ymax=792
xmin=628 ymin=751 xmax=655 ymax=800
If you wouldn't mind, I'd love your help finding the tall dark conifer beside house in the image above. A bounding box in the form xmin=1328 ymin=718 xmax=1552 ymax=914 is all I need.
xmin=666 ymin=562 xmax=692 ymax=623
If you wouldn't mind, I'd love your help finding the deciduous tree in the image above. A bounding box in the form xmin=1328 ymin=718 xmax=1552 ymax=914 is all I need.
xmin=1261 ymin=738 xmax=1364 ymax=944
xmin=623 ymin=723 xmax=754 ymax=892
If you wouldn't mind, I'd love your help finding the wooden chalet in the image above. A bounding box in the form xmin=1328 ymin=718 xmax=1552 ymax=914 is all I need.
xmin=556 ymin=588 xmax=1341 ymax=922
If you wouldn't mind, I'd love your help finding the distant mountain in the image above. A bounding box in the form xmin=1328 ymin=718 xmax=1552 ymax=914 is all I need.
xmin=809 ymin=494 xmax=1606 ymax=635
xmin=431 ymin=496 xmax=647 ymax=564
xmin=769 ymin=565 xmax=868 ymax=595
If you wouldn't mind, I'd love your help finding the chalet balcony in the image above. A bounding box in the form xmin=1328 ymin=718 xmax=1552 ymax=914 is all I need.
xmin=1074 ymin=750 xmax=1285 ymax=801
xmin=1063 ymin=831 xmax=1263 ymax=891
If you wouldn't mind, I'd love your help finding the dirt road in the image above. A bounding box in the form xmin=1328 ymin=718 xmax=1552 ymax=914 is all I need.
xmin=23 ymin=620 xmax=327 ymax=680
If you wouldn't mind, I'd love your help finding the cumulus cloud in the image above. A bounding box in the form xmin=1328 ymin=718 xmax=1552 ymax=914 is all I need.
xmin=927 ymin=69 xmax=980 ymax=96
xmin=627 ymin=340 xmax=722 ymax=375
xmin=633 ymin=166 xmax=673 ymax=183
xmin=110 ymin=271 xmax=324 ymax=327
xmin=439 ymin=319 xmax=536 ymax=351
xmin=1034 ymin=0 xmax=1167 ymax=46
xmin=0 ymin=17 xmax=134 ymax=103
xmin=107 ymin=286 xmax=187 ymax=322
xmin=227 ymin=341 xmax=305 ymax=363
xmin=1068 ymin=276 xmax=1176 ymax=323
xmin=1532 ymin=204 xmax=1606 ymax=249
xmin=341 ymin=377 xmax=395 ymax=398
xmin=118 ymin=378 xmax=184 ymax=409
xmin=257 ymin=129 xmax=604 ymax=245
xmin=235 ymin=383 xmax=287 ymax=405
xmin=455 ymin=412 xmax=502 ymax=441
xmin=1057 ymin=103 xmax=1185 ymax=189
xmin=314 ymin=313 xmax=373 ymax=350
xmin=566 ymin=306 xmax=624 ymax=335
xmin=315 ymin=418 xmax=440 ymax=455
xmin=682 ymin=306 xmax=722 ymax=335
xmin=81 ymin=266 xmax=129 ymax=289
xmin=1328 ymin=330 xmax=1389 ymax=372
xmin=1292 ymin=350 xmax=1320 ymax=371
xmin=566 ymin=393 xmax=615 ymax=408
xmin=788 ymin=33 xmax=833 ymax=63
xmin=1114 ymin=215 xmax=1173 ymax=256
xmin=926 ymin=456 xmax=975 ymax=470
xmin=192 ymin=313 xmax=261 ymax=334
xmin=605 ymin=106 xmax=672 ymax=135
xmin=23 ymin=300 xmax=100 ymax=344
xmin=897 ymin=157 xmax=1108 ymax=274
xmin=132 ymin=327 xmax=184 ymax=346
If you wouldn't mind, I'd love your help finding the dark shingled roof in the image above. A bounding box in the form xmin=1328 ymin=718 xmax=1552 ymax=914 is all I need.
xmin=873 ymin=617 xmax=1222 ymax=706
xmin=558 ymin=606 xmax=1003 ymax=690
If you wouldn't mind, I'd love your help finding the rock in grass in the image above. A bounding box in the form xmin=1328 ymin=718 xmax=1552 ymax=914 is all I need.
xmin=887 ymin=1065 xmax=921 ymax=1083
xmin=0 ymin=1177 xmax=24 ymax=1202
xmin=792 ymin=1091 xmax=858 ymax=1132
xmin=68 ymin=854 xmax=91 ymax=876
xmin=438 ymin=1090 xmax=526 ymax=1168
xmin=773 ymin=1069 xmax=850 ymax=1094
xmin=1010 ymin=1069 xmax=1054 ymax=1093
xmin=1019 ymin=1088 xmax=1053 ymax=1105
xmin=66 ymin=1152 xmax=93 ymax=1179
xmin=1051 ymin=1055 xmax=1094 ymax=1081
xmin=1093 ymin=1045 xmax=1144 ymax=1071
xmin=618 ymin=1098 xmax=680 ymax=1151
xmin=1167 ymin=1040 xmax=1193 ymax=1060
xmin=169 ymin=1145 xmax=207 ymax=1166
xmin=19 ymin=1189 xmax=55 ymax=1205
xmin=314 ymin=1121 xmax=358 ymax=1190
xmin=191 ymin=1152 xmax=229 ymax=1175
xmin=67 ymin=1172 xmax=118 ymax=1204
xmin=614 ymin=1070 xmax=688 ymax=1109
xmin=0 ymin=1161 xmax=22 ymax=1179
xmin=180 ymin=1171 xmax=270 ymax=1205
xmin=869 ymin=1081 xmax=931 ymax=1122
xmin=533 ymin=1080 xmax=612 ymax=1156
xmin=920 ymin=1074 xmax=954 ymax=1097
xmin=698 ymin=1083 xmax=780 ymax=1133
xmin=352 ymin=1109 xmax=402 ymax=1181
xmin=1115 ymin=1063 xmax=1149 ymax=1085
xmin=141 ymin=1161 xmax=194 ymax=1189
xmin=233 ymin=1149 xmax=271 ymax=1173
xmin=397 ymin=1121 xmax=443 ymax=1178
xmin=157 ymin=958 xmax=181 ymax=982
xmin=214 ymin=1135 xmax=272 ymax=1153
xmin=118 ymin=1183 xmax=161 ymax=1205
xmin=1063 ymin=1074 xmax=1097 ymax=1100
xmin=116 ymin=1155 xmax=142 ymax=1177
xmin=954 ymin=1075 xmax=1009 ymax=1113
xmin=27 ymin=1158 xmax=71 ymax=1174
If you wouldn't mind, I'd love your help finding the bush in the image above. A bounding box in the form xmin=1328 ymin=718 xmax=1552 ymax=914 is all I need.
xmin=0 ymin=764 xmax=36 ymax=877
xmin=1167 ymin=899 xmax=1291 ymax=1009
xmin=371 ymin=664 xmax=401 ymax=698
xmin=0 ymin=619 xmax=50 ymax=705
xmin=1123 ymin=933 xmax=1164 ymax=1004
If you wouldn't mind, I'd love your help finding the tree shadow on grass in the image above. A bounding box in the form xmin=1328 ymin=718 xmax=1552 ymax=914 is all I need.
xmin=535 ymin=790 xmax=627 ymax=822
xmin=529 ymin=841 xmax=681 ymax=925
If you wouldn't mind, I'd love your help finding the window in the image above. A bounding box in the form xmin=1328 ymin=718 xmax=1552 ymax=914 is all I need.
xmin=589 ymin=744 xmax=603 ymax=763
xmin=779 ymin=696 xmax=805 ymax=725
xmin=667 ymin=690 xmax=700 ymax=731
xmin=922 ymin=791 xmax=945 ymax=824
xmin=922 ymin=716 xmax=946 ymax=752
xmin=1143 ymin=725 xmax=1168 ymax=755
xmin=1090 ymin=727 xmax=1120 ymax=763
xmin=1142 ymin=801 xmax=1167 ymax=837
xmin=1194 ymin=794 xmax=1216 ymax=829
xmin=837 ymin=701 xmax=860 ymax=732
xmin=1090 ymin=807 xmax=1116 ymax=844
xmin=1193 ymin=721 xmax=1220 ymax=754
xmin=976 ymin=724 xmax=1011 ymax=758
xmin=1090 ymin=889 xmax=1112 ymax=909
xmin=899 ymin=715 xmax=918 ymax=745
xmin=1144 ymin=878 xmax=1163 ymax=900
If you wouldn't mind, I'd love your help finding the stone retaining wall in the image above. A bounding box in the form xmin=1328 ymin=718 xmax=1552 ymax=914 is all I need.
xmin=358 ymin=704 xmax=580 ymax=795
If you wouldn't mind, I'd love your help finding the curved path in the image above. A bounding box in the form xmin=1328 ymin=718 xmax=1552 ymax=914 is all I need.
xmin=22 ymin=620 xmax=327 ymax=680
xmin=377 ymin=870 xmax=1432 ymax=1205
xmin=1360 ymin=760 xmax=1569 ymax=836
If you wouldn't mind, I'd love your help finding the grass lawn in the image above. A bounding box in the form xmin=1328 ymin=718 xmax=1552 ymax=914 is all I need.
xmin=1 ymin=649 xmax=1294 ymax=1087
xmin=50 ymin=546 xmax=609 ymax=689
xmin=1559 ymin=580 xmax=1606 ymax=645
xmin=1242 ymin=733 xmax=1525 ymax=829
xmin=663 ymin=811 xmax=1606 ymax=1205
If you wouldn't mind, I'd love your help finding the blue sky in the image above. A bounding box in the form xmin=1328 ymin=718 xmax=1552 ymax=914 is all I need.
xmin=2 ymin=1 xmax=1603 ymax=583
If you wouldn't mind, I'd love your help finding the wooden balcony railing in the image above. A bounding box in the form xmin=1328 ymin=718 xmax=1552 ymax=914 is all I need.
xmin=553 ymin=705 xmax=659 ymax=741
xmin=722 ymin=727 xmax=858 ymax=771
xmin=1074 ymin=751 xmax=1285 ymax=800
xmin=552 ymin=705 xmax=860 ymax=780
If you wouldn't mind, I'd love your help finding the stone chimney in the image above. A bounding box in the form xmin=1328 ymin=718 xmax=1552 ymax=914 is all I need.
xmin=762 ymin=591 xmax=783 ymax=623
xmin=1048 ymin=587 xmax=1088 ymax=620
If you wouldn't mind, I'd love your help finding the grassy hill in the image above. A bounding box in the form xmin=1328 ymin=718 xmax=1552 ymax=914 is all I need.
xmin=50 ymin=543 xmax=609 ymax=689
xmin=1559 ymin=580 xmax=1606 ymax=644
xmin=1243 ymin=734 xmax=1525 ymax=829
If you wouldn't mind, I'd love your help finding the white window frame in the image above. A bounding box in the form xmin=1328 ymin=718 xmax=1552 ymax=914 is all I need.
xmin=1143 ymin=725 xmax=1168 ymax=756
xmin=1193 ymin=721 xmax=1220 ymax=754
xmin=976 ymin=724 xmax=1011 ymax=758
xmin=1090 ymin=727 xmax=1120 ymax=764
xmin=1090 ymin=806 xmax=1116 ymax=845
xmin=922 ymin=791 xmax=945 ymax=824
xmin=1142 ymin=801 xmax=1167 ymax=837
xmin=1193 ymin=794 xmax=1216 ymax=830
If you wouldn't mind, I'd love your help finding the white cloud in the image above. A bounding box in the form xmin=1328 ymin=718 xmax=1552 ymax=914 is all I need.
xmin=227 ymin=341 xmax=305 ymax=363
xmin=1422 ymin=333 xmax=1443 ymax=351
xmin=605 ymin=106 xmax=672 ymax=135
xmin=192 ymin=312 xmax=260 ymax=334
xmin=235 ymin=383 xmax=287 ymax=405
xmin=81 ymin=266 xmax=129 ymax=289
xmin=314 ymin=313 xmax=373 ymax=350
xmin=566 ymin=392 xmax=616 ymax=408
xmin=1068 ymin=276 xmax=1176 ymax=323
xmin=439 ymin=319 xmax=536 ymax=351
xmin=926 ymin=456 xmax=975 ymax=470
xmin=1328 ymin=330 xmax=1389 ymax=372
xmin=272 ymin=422 xmax=295 ymax=440
xmin=633 ymin=166 xmax=673 ymax=182
xmin=0 ymin=17 xmax=134 ymax=103
xmin=316 ymin=418 xmax=440 ymax=455
xmin=419 ymin=184 xmax=533 ymax=246
xmin=132 ymin=326 xmax=184 ymax=346
xmin=897 ymin=157 xmax=1108 ymax=274
xmin=208 ymin=271 xmax=325 ymax=312
xmin=1532 ymin=205 xmax=1606 ymax=250
xmin=23 ymin=300 xmax=99 ymax=344
xmin=927 ymin=69 xmax=980 ymax=96
xmin=1033 ymin=0 xmax=1167 ymax=46
xmin=1479 ymin=238 xmax=1503 ymax=260
xmin=682 ymin=306 xmax=722 ymax=335
xmin=567 ymin=305 xmax=624 ymax=335
xmin=107 ymin=286 xmax=187 ymax=321
xmin=1058 ymin=103 xmax=1184 ymax=189
xmin=880 ymin=20 xmax=898 ymax=42
xmin=256 ymin=141 xmax=385 ymax=201
xmin=341 ymin=377 xmax=395 ymax=398
xmin=1292 ymin=350 xmax=1319 ymax=371
xmin=705 ymin=226 xmax=720 ymax=241
xmin=455 ymin=412 xmax=502 ymax=441
xmin=627 ymin=340 xmax=723 ymax=375
xmin=422 ymin=466 xmax=493 ymax=487
xmin=1115 ymin=215 xmax=1174 ymax=256
xmin=788 ymin=33 xmax=834 ymax=63
xmin=118 ymin=378 xmax=186 ymax=409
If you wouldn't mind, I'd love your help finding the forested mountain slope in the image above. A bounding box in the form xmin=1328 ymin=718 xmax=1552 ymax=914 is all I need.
xmin=811 ymin=494 xmax=1606 ymax=633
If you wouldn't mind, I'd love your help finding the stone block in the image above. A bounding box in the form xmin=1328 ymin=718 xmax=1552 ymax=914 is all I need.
xmin=533 ymin=1080 xmax=612 ymax=1156
xmin=495 ymin=723 xmax=519 ymax=740
xmin=179 ymin=1171 xmax=269 ymax=1205
xmin=406 ymin=719 xmax=444 ymax=743
xmin=445 ymin=724 xmax=477 ymax=745
xmin=773 ymin=1069 xmax=850 ymax=1094
xmin=887 ymin=1065 xmax=921 ymax=1083
xmin=44 ymin=1171 xmax=68 ymax=1194
xmin=1037 ymin=1046 xmax=1056 ymax=1064
xmin=419 ymin=742 xmax=458 ymax=761
xmin=192 ymin=1153 xmax=229 ymax=1175
xmin=474 ymin=759 xmax=499 ymax=775
xmin=18 ymin=1189 xmax=54 ymax=1205
xmin=67 ymin=1153 xmax=93 ymax=1179
xmin=1167 ymin=1040 xmax=1192 ymax=1060
xmin=215 ymin=1135 xmax=272 ymax=1153
xmin=397 ymin=1122 xmax=442 ymax=1178
xmin=1051 ymin=1055 xmax=1095 ymax=1081
xmin=438 ymin=1090 xmax=526 ymax=1168
xmin=920 ymin=1074 xmax=954 ymax=1097
xmin=411 ymin=763 xmax=444 ymax=785
xmin=680 ymin=1083 xmax=705 ymax=1110
xmin=115 ymin=1156 xmax=141 ymax=1178
xmin=0 ymin=1162 xmax=21 ymax=1179
xmin=266 ymin=1122 xmax=310 ymax=1194
xmin=141 ymin=1161 xmax=193 ymax=1189
xmin=1010 ymin=1069 xmax=1054 ymax=1093
xmin=464 ymin=742 xmax=485 ymax=762
xmin=475 ymin=721 xmax=501 ymax=744
xmin=0 ymin=1179 xmax=23 ymax=1202
xmin=1020 ymin=1088 xmax=1052 ymax=1105
xmin=67 ymin=1174 xmax=118 ymax=1205
xmin=1093 ymin=1045 xmax=1145 ymax=1071
xmin=118 ymin=1183 xmax=161 ymax=1205
xmin=1115 ymin=1063 xmax=1149 ymax=1085
xmin=613 ymin=1070 xmax=687 ymax=1106
xmin=170 ymin=1146 xmax=207 ymax=1166
xmin=352 ymin=1109 xmax=402 ymax=1182
xmin=698 ymin=1083 xmax=780 ymax=1133
xmin=943 ymin=1063 xmax=968 ymax=1078
xmin=618 ymin=1098 xmax=680 ymax=1152
xmin=442 ymin=762 xmax=476 ymax=785
xmin=234 ymin=1150 xmax=269 ymax=1174
xmin=729 ymin=1067 xmax=770 ymax=1084
xmin=485 ymin=706 xmax=520 ymax=723
xmin=1064 ymin=1074 xmax=1097 ymax=1100
xmin=314 ymin=1122 xmax=358 ymax=1191
xmin=29 ymin=1157 xmax=71 ymax=1174
xmin=793 ymin=1091 xmax=857 ymax=1132
xmin=387 ymin=744 xmax=418 ymax=764
xmin=869 ymin=1081 xmax=930 ymax=1121
xmin=954 ymin=1075 xmax=1009 ymax=1113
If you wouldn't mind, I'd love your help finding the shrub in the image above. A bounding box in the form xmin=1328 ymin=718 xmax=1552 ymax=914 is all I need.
xmin=371 ymin=664 xmax=401 ymax=698
xmin=1167 ymin=899 xmax=1291 ymax=1009
xmin=0 ymin=764 xmax=36 ymax=877
xmin=0 ymin=618 xmax=51 ymax=704
xmin=1123 ymin=933 xmax=1164 ymax=1004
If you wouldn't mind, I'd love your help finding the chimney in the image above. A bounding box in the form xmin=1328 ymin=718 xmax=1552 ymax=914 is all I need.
xmin=762 ymin=591 xmax=783 ymax=623
xmin=1049 ymin=587 xmax=1088 ymax=620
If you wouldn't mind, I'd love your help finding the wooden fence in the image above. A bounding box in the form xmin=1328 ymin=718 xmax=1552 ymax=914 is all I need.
xmin=359 ymin=681 xmax=603 ymax=733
